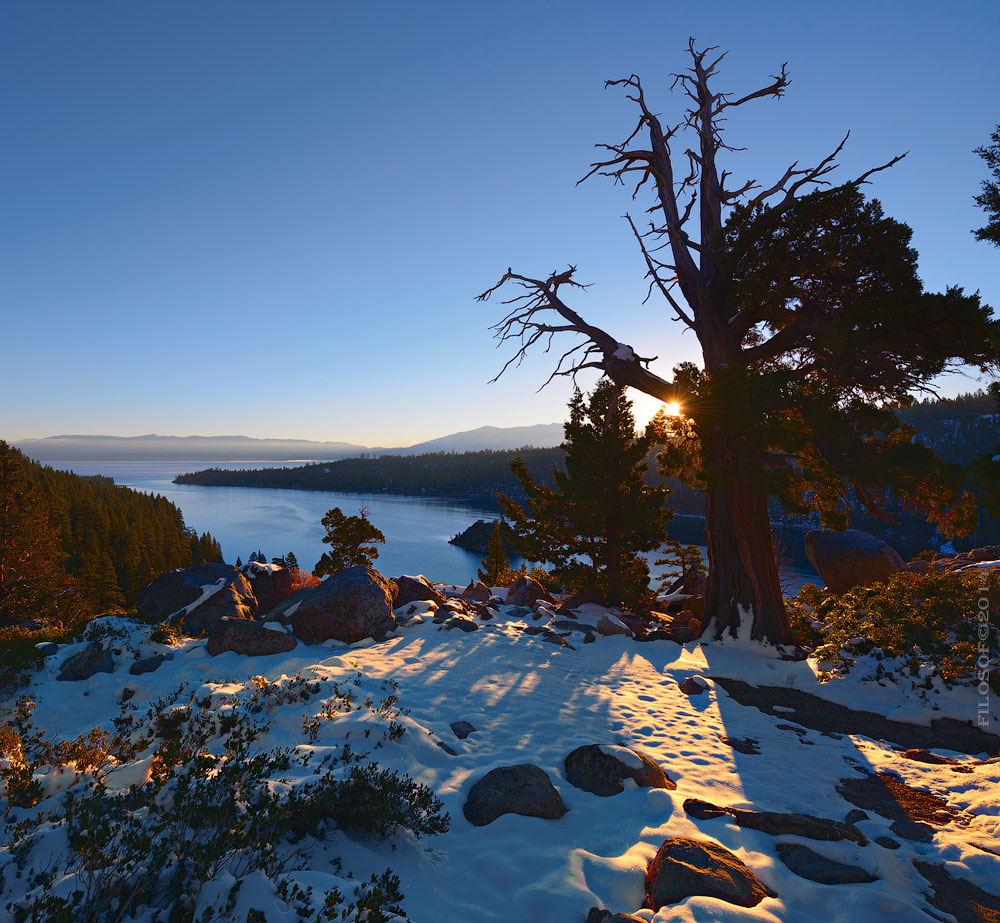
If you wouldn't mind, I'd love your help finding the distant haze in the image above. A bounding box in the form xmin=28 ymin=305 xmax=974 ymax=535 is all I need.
xmin=15 ymin=424 xmax=565 ymax=463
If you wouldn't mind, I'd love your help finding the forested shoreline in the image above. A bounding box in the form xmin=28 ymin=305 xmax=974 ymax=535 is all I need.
xmin=1 ymin=442 xmax=222 ymax=623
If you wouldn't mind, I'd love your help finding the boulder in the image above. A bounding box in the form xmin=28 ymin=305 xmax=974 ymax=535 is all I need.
xmin=58 ymin=642 xmax=114 ymax=681
xmin=565 ymin=744 xmax=675 ymax=796
xmin=683 ymin=798 xmax=867 ymax=845
xmin=556 ymin=587 xmax=605 ymax=614
xmin=244 ymin=565 xmax=294 ymax=614
xmin=775 ymin=843 xmax=877 ymax=885
xmin=645 ymin=837 xmax=776 ymax=910
xmin=461 ymin=580 xmax=491 ymax=603
xmin=268 ymin=565 xmax=396 ymax=644
xmin=394 ymin=574 xmax=446 ymax=607
xmin=597 ymin=613 xmax=633 ymax=637
xmin=129 ymin=653 xmax=172 ymax=675
xmin=875 ymin=836 xmax=900 ymax=849
xmin=504 ymin=576 xmax=555 ymax=608
xmin=450 ymin=720 xmax=476 ymax=739
xmin=206 ymin=619 xmax=297 ymax=657
xmin=444 ymin=616 xmax=479 ymax=632
xmin=679 ymin=677 xmax=706 ymax=696
xmin=136 ymin=564 xmax=258 ymax=634
xmin=463 ymin=763 xmax=567 ymax=826
xmin=804 ymin=529 xmax=905 ymax=594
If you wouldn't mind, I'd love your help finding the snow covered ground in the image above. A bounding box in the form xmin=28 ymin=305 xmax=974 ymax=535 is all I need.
xmin=2 ymin=598 xmax=998 ymax=922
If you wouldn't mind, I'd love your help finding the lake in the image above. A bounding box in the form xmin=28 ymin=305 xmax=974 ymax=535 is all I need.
xmin=56 ymin=461 xmax=818 ymax=590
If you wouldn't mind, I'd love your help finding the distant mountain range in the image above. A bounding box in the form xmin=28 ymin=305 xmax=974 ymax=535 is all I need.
xmin=14 ymin=424 xmax=566 ymax=463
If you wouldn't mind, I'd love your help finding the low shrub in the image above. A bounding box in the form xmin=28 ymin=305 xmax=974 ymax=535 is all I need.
xmin=1 ymin=678 xmax=448 ymax=922
xmin=786 ymin=569 xmax=999 ymax=690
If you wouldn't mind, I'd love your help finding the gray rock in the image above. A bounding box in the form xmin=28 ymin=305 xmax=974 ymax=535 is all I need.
xmin=565 ymin=744 xmax=675 ymax=797
xmin=775 ymin=842 xmax=878 ymax=884
xmin=504 ymin=575 xmax=555 ymax=608
xmin=58 ymin=642 xmax=114 ymax=681
xmin=557 ymin=587 xmax=605 ymax=614
xmin=135 ymin=563 xmax=236 ymax=621
xmin=35 ymin=641 xmax=59 ymax=655
xmin=845 ymin=809 xmax=869 ymax=824
xmin=181 ymin=571 xmax=259 ymax=634
xmin=889 ymin=818 xmax=936 ymax=843
xmin=875 ymin=836 xmax=900 ymax=849
xmin=506 ymin=606 xmax=533 ymax=618
xmin=269 ymin=565 xmax=396 ymax=644
xmin=450 ymin=721 xmax=476 ymax=739
xmin=645 ymin=837 xmax=777 ymax=910
xmin=804 ymin=529 xmax=904 ymax=594
xmin=444 ymin=616 xmax=479 ymax=632
xmin=206 ymin=619 xmax=297 ymax=657
xmin=683 ymin=798 xmax=867 ymax=845
xmin=393 ymin=574 xmax=446 ymax=607
xmin=129 ymin=653 xmax=172 ymax=675
xmin=543 ymin=633 xmax=574 ymax=648
xmin=463 ymin=764 xmax=567 ymax=826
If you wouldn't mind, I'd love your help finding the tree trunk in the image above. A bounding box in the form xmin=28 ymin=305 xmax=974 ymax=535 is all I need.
xmin=701 ymin=432 xmax=795 ymax=645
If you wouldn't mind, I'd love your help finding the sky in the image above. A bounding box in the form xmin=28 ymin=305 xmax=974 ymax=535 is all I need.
xmin=2 ymin=0 xmax=999 ymax=446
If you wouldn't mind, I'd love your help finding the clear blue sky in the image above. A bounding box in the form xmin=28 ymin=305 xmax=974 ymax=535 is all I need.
xmin=2 ymin=0 xmax=998 ymax=445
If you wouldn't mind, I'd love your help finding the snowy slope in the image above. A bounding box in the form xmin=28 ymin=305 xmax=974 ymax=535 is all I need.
xmin=3 ymin=603 xmax=998 ymax=922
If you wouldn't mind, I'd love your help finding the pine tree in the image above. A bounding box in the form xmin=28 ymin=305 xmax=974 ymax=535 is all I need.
xmin=0 ymin=442 xmax=66 ymax=623
xmin=500 ymin=380 xmax=672 ymax=610
xmin=314 ymin=507 xmax=385 ymax=577
xmin=477 ymin=521 xmax=510 ymax=586
xmin=236 ymin=555 xmax=243 ymax=568
xmin=974 ymin=124 xmax=1000 ymax=247
xmin=285 ymin=551 xmax=298 ymax=570
xmin=654 ymin=540 xmax=705 ymax=593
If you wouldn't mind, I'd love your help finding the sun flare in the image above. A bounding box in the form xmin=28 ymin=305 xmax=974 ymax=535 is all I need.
xmin=664 ymin=401 xmax=683 ymax=417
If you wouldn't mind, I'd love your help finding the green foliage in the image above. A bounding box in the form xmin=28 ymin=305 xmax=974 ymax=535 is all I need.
xmin=501 ymin=380 xmax=672 ymax=610
xmin=0 ymin=442 xmax=223 ymax=622
xmin=785 ymin=570 xmax=999 ymax=689
xmin=1 ymin=678 xmax=448 ymax=922
xmin=477 ymin=521 xmax=510 ymax=585
xmin=654 ymin=540 xmax=705 ymax=593
xmin=974 ymin=123 xmax=1000 ymax=247
xmin=314 ymin=507 xmax=386 ymax=577
xmin=0 ymin=442 xmax=66 ymax=624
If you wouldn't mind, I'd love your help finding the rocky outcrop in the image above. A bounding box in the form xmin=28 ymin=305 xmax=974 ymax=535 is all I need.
xmin=556 ymin=587 xmax=605 ymax=614
xmin=461 ymin=580 xmax=491 ymax=603
xmin=645 ymin=837 xmax=776 ymax=910
xmin=136 ymin=564 xmax=258 ymax=634
xmin=393 ymin=574 xmax=445 ymax=607
xmin=206 ymin=619 xmax=297 ymax=657
xmin=463 ymin=764 xmax=567 ymax=826
xmin=58 ymin=642 xmax=114 ymax=681
xmin=775 ymin=843 xmax=877 ymax=884
xmin=268 ymin=565 xmax=397 ymax=644
xmin=243 ymin=564 xmax=294 ymax=614
xmin=804 ymin=529 xmax=904 ymax=594
xmin=564 ymin=744 xmax=675 ymax=796
xmin=683 ymin=798 xmax=867 ymax=845
xmin=504 ymin=575 xmax=555 ymax=607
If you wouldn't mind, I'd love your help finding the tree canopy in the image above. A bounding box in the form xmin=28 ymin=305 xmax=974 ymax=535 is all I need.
xmin=480 ymin=41 xmax=1000 ymax=643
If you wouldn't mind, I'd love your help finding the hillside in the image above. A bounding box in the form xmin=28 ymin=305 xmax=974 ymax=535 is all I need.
xmin=2 ymin=590 xmax=997 ymax=922
xmin=0 ymin=442 xmax=222 ymax=622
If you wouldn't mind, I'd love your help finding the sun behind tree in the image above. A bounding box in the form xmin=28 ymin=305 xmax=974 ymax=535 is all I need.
xmin=500 ymin=379 xmax=672 ymax=611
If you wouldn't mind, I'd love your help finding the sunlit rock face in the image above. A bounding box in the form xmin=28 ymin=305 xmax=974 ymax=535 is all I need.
xmin=804 ymin=528 xmax=904 ymax=593
xmin=268 ymin=565 xmax=396 ymax=644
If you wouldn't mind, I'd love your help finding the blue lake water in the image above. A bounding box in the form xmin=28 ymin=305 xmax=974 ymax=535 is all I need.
xmin=60 ymin=461 xmax=507 ymax=584
xmin=57 ymin=461 xmax=817 ymax=590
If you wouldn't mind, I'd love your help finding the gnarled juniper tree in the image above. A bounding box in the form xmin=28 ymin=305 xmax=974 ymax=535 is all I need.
xmin=479 ymin=41 xmax=1000 ymax=644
